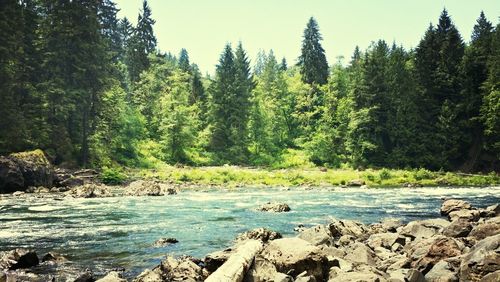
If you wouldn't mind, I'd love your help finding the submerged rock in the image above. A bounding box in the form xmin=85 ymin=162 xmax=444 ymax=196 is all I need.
xmin=126 ymin=180 xmax=177 ymax=196
xmin=152 ymin=237 xmax=178 ymax=247
xmin=257 ymin=202 xmax=291 ymax=212
xmin=66 ymin=183 xmax=112 ymax=198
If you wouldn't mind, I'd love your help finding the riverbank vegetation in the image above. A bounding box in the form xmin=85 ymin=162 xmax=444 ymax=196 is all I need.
xmin=1 ymin=1 xmax=499 ymax=175
xmin=126 ymin=165 xmax=500 ymax=188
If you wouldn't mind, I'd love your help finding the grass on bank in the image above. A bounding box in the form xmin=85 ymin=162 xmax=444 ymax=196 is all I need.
xmin=124 ymin=165 xmax=499 ymax=188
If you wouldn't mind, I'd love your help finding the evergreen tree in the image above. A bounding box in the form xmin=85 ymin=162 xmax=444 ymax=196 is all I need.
xmin=126 ymin=0 xmax=156 ymax=82
xmin=480 ymin=22 xmax=500 ymax=171
xmin=347 ymin=40 xmax=390 ymax=167
xmin=460 ymin=12 xmax=493 ymax=171
xmin=209 ymin=44 xmax=237 ymax=161
xmin=98 ymin=0 xmax=121 ymax=61
xmin=0 ymin=0 xmax=28 ymax=154
xmin=178 ymin=48 xmax=191 ymax=72
xmin=280 ymin=57 xmax=288 ymax=71
xmin=298 ymin=17 xmax=329 ymax=85
xmin=415 ymin=10 xmax=465 ymax=169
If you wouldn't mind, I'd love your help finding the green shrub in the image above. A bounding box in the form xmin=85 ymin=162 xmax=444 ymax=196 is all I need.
xmin=379 ymin=169 xmax=391 ymax=180
xmin=413 ymin=168 xmax=433 ymax=180
xmin=100 ymin=167 xmax=127 ymax=185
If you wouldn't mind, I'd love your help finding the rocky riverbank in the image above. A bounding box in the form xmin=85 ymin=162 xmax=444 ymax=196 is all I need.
xmin=1 ymin=198 xmax=498 ymax=281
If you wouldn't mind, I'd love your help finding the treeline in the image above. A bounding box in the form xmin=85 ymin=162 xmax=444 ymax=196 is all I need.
xmin=0 ymin=1 xmax=498 ymax=172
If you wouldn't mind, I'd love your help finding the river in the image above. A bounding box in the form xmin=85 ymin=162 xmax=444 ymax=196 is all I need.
xmin=1 ymin=186 xmax=499 ymax=278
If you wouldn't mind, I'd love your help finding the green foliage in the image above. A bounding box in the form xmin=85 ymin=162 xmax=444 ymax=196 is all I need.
xmin=100 ymin=166 xmax=127 ymax=185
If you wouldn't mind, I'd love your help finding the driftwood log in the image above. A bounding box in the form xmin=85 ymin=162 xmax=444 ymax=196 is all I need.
xmin=205 ymin=239 xmax=263 ymax=282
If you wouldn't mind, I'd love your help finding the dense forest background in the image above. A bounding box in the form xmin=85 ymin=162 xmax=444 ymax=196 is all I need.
xmin=0 ymin=0 xmax=499 ymax=172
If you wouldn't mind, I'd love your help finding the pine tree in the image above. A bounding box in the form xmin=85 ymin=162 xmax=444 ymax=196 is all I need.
xmin=0 ymin=0 xmax=28 ymax=154
xmin=280 ymin=57 xmax=288 ymax=71
xmin=480 ymin=22 xmax=500 ymax=171
xmin=209 ymin=44 xmax=237 ymax=161
xmin=460 ymin=12 xmax=493 ymax=171
xmin=178 ymin=48 xmax=191 ymax=72
xmin=98 ymin=0 xmax=122 ymax=61
xmin=298 ymin=17 xmax=329 ymax=85
xmin=415 ymin=10 xmax=465 ymax=169
xmin=125 ymin=0 xmax=156 ymax=82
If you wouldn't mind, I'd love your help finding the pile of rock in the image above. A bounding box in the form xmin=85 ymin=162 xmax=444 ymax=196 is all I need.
xmin=174 ymin=199 xmax=497 ymax=282
xmin=125 ymin=180 xmax=178 ymax=196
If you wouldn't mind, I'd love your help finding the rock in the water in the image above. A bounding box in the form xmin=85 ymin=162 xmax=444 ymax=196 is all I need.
xmin=425 ymin=260 xmax=458 ymax=282
xmin=126 ymin=180 xmax=177 ymax=196
xmin=160 ymin=256 xmax=205 ymax=281
xmin=253 ymin=238 xmax=326 ymax=281
xmin=66 ymin=184 xmax=112 ymax=198
xmin=75 ymin=270 xmax=95 ymax=282
xmin=346 ymin=179 xmax=365 ymax=187
xmin=236 ymin=228 xmax=282 ymax=243
xmin=400 ymin=218 xmax=450 ymax=240
xmin=0 ymin=156 xmax=24 ymax=193
xmin=152 ymin=237 xmax=178 ymax=247
xmin=459 ymin=234 xmax=500 ymax=281
xmin=469 ymin=216 xmax=500 ymax=240
xmin=298 ymin=225 xmax=333 ymax=246
xmin=257 ymin=202 xmax=291 ymax=212
xmin=96 ymin=271 xmax=126 ymax=282
xmin=42 ymin=252 xmax=67 ymax=263
xmin=442 ymin=218 xmax=473 ymax=238
xmin=440 ymin=199 xmax=471 ymax=216
xmin=0 ymin=248 xmax=39 ymax=270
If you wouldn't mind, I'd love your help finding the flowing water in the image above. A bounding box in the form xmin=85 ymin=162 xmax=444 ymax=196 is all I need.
xmin=1 ymin=186 xmax=499 ymax=278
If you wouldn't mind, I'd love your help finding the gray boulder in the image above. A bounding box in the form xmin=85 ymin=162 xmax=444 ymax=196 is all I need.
xmin=469 ymin=216 xmax=500 ymax=240
xmin=66 ymin=183 xmax=112 ymax=198
xmin=344 ymin=242 xmax=378 ymax=266
xmin=0 ymin=248 xmax=39 ymax=270
xmin=400 ymin=218 xmax=450 ymax=240
xmin=440 ymin=199 xmax=471 ymax=216
xmin=298 ymin=224 xmax=334 ymax=246
xmin=442 ymin=218 xmax=473 ymax=238
xmin=252 ymin=238 xmax=326 ymax=281
xmin=0 ymin=157 xmax=24 ymax=193
xmin=425 ymin=260 xmax=458 ymax=282
xmin=459 ymin=234 xmax=500 ymax=281
xmin=328 ymin=218 xmax=369 ymax=239
xmin=96 ymin=271 xmax=127 ymax=282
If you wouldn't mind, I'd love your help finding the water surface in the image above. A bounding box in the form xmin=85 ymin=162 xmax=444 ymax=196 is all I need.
xmin=1 ymin=186 xmax=499 ymax=277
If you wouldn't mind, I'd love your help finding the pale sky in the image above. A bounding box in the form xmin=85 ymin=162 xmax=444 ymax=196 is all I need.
xmin=115 ymin=0 xmax=499 ymax=75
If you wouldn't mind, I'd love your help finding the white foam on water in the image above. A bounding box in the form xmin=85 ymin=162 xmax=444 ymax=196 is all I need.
xmin=28 ymin=205 xmax=66 ymax=212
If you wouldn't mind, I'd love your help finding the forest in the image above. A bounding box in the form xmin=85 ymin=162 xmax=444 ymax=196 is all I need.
xmin=1 ymin=0 xmax=499 ymax=173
